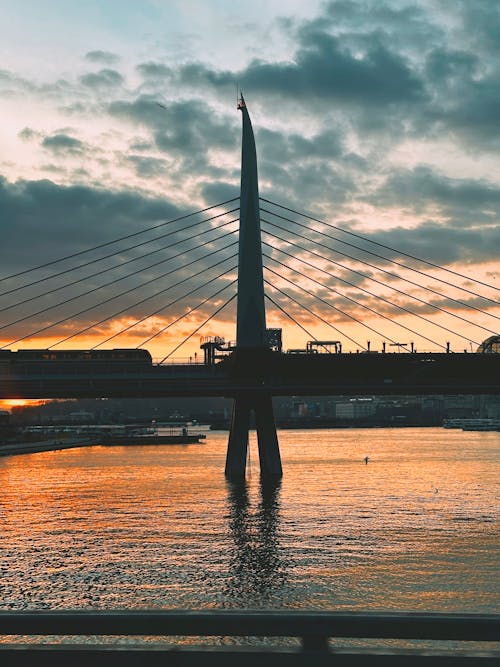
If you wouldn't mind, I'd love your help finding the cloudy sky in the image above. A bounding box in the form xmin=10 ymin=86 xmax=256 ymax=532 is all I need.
xmin=1 ymin=0 xmax=499 ymax=362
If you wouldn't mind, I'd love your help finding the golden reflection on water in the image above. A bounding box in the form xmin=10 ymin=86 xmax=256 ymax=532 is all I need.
xmin=224 ymin=478 xmax=286 ymax=607
xmin=0 ymin=428 xmax=498 ymax=613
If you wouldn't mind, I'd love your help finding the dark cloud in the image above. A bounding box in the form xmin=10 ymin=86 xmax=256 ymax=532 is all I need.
xmin=163 ymin=32 xmax=425 ymax=107
xmin=80 ymin=68 xmax=124 ymax=88
xmin=419 ymin=43 xmax=500 ymax=151
xmin=108 ymin=97 xmax=238 ymax=170
xmin=425 ymin=48 xmax=479 ymax=84
xmin=128 ymin=155 xmax=168 ymax=178
xmin=318 ymin=1 xmax=444 ymax=53
xmin=200 ymin=181 xmax=239 ymax=205
xmin=428 ymin=76 xmax=500 ymax=151
xmin=0 ymin=176 xmax=180 ymax=268
xmin=261 ymin=159 xmax=357 ymax=208
xmin=136 ymin=62 xmax=172 ymax=79
xmin=374 ymin=222 xmax=500 ymax=268
xmin=257 ymin=127 xmax=344 ymax=162
xmin=42 ymin=133 xmax=85 ymax=155
xmin=85 ymin=50 xmax=120 ymax=65
xmin=370 ymin=166 xmax=500 ymax=220
xmin=131 ymin=1 xmax=499 ymax=158
xmin=455 ymin=0 xmax=500 ymax=54
xmin=18 ymin=127 xmax=39 ymax=142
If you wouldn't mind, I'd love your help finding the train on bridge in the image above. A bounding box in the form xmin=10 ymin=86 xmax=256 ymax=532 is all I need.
xmin=0 ymin=348 xmax=153 ymax=375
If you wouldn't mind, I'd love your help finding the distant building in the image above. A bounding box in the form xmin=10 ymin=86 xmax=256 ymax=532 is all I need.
xmin=336 ymin=398 xmax=375 ymax=420
xmin=480 ymin=395 xmax=500 ymax=419
xmin=441 ymin=395 xmax=479 ymax=418
xmin=0 ymin=410 xmax=10 ymax=425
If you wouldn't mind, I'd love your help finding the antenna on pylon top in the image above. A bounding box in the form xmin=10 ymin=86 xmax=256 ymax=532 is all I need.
xmin=237 ymin=90 xmax=246 ymax=110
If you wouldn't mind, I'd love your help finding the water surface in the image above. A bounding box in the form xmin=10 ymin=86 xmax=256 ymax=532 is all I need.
xmin=0 ymin=427 xmax=498 ymax=613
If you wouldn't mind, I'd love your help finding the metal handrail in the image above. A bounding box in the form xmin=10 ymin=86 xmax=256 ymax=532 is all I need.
xmin=0 ymin=610 xmax=498 ymax=641
xmin=1 ymin=611 xmax=498 ymax=666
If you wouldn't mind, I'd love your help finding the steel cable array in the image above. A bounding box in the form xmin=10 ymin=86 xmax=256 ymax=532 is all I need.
xmin=1 ymin=192 xmax=498 ymax=357
xmin=260 ymin=197 xmax=500 ymax=297
xmin=134 ymin=279 xmax=238 ymax=350
xmin=261 ymin=221 xmax=500 ymax=327
xmin=261 ymin=241 xmax=484 ymax=345
xmin=264 ymin=279 xmax=366 ymax=349
xmin=0 ymin=232 xmax=238 ymax=333
xmin=0 ymin=198 xmax=240 ymax=353
xmin=260 ymin=204 xmax=500 ymax=307
xmin=0 ymin=218 xmax=238 ymax=315
xmin=259 ymin=198 xmax=499 ymax=352
xmin=0 ymin=207 xmax=239 ymax=300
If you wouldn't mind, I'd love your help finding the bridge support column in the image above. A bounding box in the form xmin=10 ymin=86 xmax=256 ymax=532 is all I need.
xmin=226 ymin=94 xmax=282 ymax=479
xmin=225 ymin=394 xmax=282 ymax=478
xmin=225 ymin=396 xmax=251 ymax=478
xmin=255 ymin=395 xmax=282 ymax=477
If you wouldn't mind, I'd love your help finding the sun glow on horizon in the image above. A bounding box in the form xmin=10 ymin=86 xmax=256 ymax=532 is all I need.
xmin=0 ymin=399 xmax=47 ymax=411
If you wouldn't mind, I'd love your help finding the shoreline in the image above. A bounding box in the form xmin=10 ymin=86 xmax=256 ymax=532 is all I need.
xmin=0 ymin=437 xmax=95 ymax=457
xmin=0 ymin=434 xmax=205 ymax=457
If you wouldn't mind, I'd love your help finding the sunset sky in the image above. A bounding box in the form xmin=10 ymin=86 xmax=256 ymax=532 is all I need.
xmin=1 ymin=0 xmax=499 ymax=365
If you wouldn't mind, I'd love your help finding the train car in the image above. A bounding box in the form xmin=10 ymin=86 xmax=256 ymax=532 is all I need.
xmin=0 ymin=349 xmax=153 ymax=375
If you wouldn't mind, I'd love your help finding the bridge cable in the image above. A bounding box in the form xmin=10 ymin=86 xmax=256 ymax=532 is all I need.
xmin=135 ymin=278 xmax=238 ymax=349
xmin=0 ymin=197 xmax=239 ymax=284
xmin=260 ymin=197 xmax=500 ymax=296
xmin=51 ymin=263 xmax=237 ymax=351
xmin=265 ymin=263 xmax=404 ymax=347
xmin=264 ymin=279 xmax=367 ymax=350
xmin=264 ymin=293 xmax=320 ymax=343
xmin=46 ymin=255 xmax=238 ymax=351
xmin=0 ymin=219 xmax=239 ymax=315
xmin=1 ymin=251 xmax=238 ymax=349
xmin=262 ymin=237 xmax=484 ymax=344
xmin=265 ymin=259 xmax=401 ymax=346
xmin=260 ymin=206 xmax=500 ymax=306
xmin=158 ymin=292 xmax=238 ymax=364
xmin=262 ymin=220 xmax=500 ymax=325
xmin=0 ymin=238 xmax=239 ymax=334
xmin=93 ymin=272 xmax=238 ymax=349
xmin=0 ymin=207 xmax=240 ymax=300
xmin=265 ymin=259 xmax=456 ymax=350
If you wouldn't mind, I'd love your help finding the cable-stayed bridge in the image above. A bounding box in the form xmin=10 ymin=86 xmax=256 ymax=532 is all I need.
xmin=1 ymin=96 xmax=500 ymax=475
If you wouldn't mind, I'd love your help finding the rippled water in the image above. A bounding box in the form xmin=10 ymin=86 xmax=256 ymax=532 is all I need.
xmin=0 ymin=427 xmax=498 ymax=613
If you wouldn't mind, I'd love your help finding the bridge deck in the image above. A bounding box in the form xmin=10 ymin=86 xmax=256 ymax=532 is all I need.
xmin=1 ymin=352 xmax=499 ymax=398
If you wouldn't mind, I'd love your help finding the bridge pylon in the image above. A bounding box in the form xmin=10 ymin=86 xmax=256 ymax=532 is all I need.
xmin=225 ymin=95 xmax=282 ymax=479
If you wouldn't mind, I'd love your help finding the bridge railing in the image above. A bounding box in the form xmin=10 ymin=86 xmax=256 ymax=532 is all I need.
xmin=153 ymin=357 xmax=206 ymax=365
xmin=0 ymin=610 xmax=498 ymax=665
